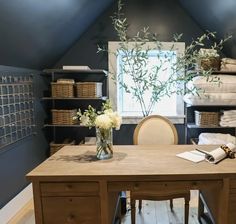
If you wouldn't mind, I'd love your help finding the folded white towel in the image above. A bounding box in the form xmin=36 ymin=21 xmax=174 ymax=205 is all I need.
xmin=220 ymin=121 xmax=236 ymax=127
xmin=186 ymin=75 xmax=236 ymax=93
xmin=198 ymin=133 xmax=236 ymax=145
xmin=223 ymin=110 xmax=236 ymax=115
xmin=221 ymin=63 xmax=236 ymax=71
xmin=220 ymin=116 xmax=236 ymax=122
xmin=221 ymin=58 xmax=236 ymax=65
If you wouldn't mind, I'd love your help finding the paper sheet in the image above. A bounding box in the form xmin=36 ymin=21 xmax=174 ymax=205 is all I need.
xmin=176 ymin=150 xmax=205 ymax=163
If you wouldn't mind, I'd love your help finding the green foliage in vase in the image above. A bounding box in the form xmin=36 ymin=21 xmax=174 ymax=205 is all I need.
xmin=97 ymin=0 xmax=231 ymax=117
xmin=75 ymin=100 xmax=122 ymax=130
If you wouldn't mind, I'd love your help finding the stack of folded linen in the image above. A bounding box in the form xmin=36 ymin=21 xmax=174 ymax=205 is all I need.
xmin=220 ymin=110 xmax=236 ymax=127
xmin=198 ymin=132 xmax=236 ymax=145
xmin=183 ymin=75 xmax=236 ymax=105
xmin=221 ymin=58 xmax=236 ymax=71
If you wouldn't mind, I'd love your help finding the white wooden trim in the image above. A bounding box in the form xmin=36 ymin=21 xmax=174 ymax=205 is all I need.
xmin=108 ymin=41 xmax=186 ymax=117
xmin=0 ymin=184 xmax=33 ymax=224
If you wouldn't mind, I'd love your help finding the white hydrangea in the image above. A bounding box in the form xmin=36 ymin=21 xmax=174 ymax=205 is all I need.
xmin=104 ymin=110 xmax=122 ymax=130
xmin=95 ymin=114 xmax=113 ymax=129
xmin=80 ymin=115 xmax=90 ymax=126
xmin=104 ymin=109 xmax=113 ymax=114
xmin=109 ymin=112 xmax=122 ymax=130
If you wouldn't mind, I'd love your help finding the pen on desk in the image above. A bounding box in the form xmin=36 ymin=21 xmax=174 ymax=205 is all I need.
xmin=195 ymin=148 xmax=211 ymax=157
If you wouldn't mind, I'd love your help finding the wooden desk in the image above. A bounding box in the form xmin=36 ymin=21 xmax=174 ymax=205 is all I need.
xmin=27 ymin=145 xmax=236 ymax=224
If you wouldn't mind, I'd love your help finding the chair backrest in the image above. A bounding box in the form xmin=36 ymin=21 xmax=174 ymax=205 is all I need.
xmin=133 ymin=115 xmax=178 ymax=145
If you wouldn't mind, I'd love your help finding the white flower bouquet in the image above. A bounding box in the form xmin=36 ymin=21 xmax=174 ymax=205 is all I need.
xmin=74 ymin=100 xmax=122 ymax=159
xmin=75 ymin=100 xmax=122 ymax=130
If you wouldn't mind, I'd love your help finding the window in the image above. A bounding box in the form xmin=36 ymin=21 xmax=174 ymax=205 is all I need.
xmin=108 ymin=41 xmax=185 ymax=124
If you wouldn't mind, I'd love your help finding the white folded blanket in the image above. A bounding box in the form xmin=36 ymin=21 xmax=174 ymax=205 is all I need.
xmin=221 ymin=63 xmax=236 ymax=71
xmin=186 ymin=75 xmax=236 ymax=93
xmin=198 ymin=133 xmax=236 ymax=145
xmin=220 ymin=121 xmax=236 ymax=127
xmin=220 ymin=116 xmax=236 ymax=122
xmin=222 ymin=110 xmax=236 ymax=115
xmin=183 ymin=93 xmax=236 ymax=106
xmin=221 ymin=58 xmax=236 ymax=65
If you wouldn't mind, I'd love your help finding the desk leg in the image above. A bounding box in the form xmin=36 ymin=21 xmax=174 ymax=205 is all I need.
xmin=218 ymin=178 xmax=230 ymax=224
xmin=100 ymin=180 xmax=109 ymax=224
xmin=32 ymin=181 xmax=43 ymax=224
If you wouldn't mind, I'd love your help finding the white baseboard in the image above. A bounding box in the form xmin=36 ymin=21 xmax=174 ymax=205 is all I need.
xmin=0 ymin=184 xmax=33 ymax=223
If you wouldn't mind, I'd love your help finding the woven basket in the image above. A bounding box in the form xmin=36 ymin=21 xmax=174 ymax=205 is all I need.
xmin=200 ymin=57 xmax=220 ymax=71
xmin=51 ymin=82 xmax=74 ymax=98
xmin=194 ymin=110 xmax=219 ymax=126
xmin=75 ymin=82 xmax=102 ymax=98
xmin=51 ymin=109 xmax=77 ymax=125
xmin=50 ymin=139 xmax=75 ymax=155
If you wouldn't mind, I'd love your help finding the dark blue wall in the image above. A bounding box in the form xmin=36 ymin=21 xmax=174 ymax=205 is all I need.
xmin=54 ymin=0 xmax=206 ymax=144
xmin=0 ymin=0 xmax=113 ymax=70
xmin=55 ymin=0 xmax=205 ymax=69
xmin=179 ymin=0 xmax=236 ymax=58
xmin=1 ymin=0 xmax=235 ymax=209
xmin=0 ymin=66 xmax=48 ymax=208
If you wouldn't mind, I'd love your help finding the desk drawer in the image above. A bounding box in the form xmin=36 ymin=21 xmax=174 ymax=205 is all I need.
xmin=41 ymin=182 xmax=99 ymax=196
xmin=42 ymin=196 xmax=100 ymax=224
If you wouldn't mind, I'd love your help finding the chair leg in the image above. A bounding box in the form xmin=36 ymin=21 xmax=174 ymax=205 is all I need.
xmin=198 ymin=192 xmax=204 ymax=222
xmin=131 ymin=198 xmax=136 ymax=224
xmin=138 ymin=200 xmax=142 ymax=212
xmin=170 ymin=199 xmax=174 ymax=211
xmin=184 ymin=195 xmax=190 ymax=224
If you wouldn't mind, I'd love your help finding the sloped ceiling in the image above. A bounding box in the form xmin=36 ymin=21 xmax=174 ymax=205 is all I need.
xmin=179 ymin=0 xmax=236 ymax=58
xmin=0 ymin=0 xmax=236 ymax=70
xmin=0 ymin=0 xmax=114 ymax=70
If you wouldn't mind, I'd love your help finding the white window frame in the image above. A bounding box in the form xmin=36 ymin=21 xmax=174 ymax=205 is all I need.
xmin=108 ymin=41 xmax=186 ymax=124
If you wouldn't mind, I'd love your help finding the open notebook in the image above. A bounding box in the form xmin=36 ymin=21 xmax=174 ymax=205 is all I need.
xmin=177 ymin=143 xmax=236 ymax=164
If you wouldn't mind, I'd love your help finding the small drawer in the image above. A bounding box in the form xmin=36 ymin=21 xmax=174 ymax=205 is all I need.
xmin=41 ymin=182 xmax=99 ymax=196
xmin=42 ymin=196 xmax=101 ymax=224
xmin=230 ymin=179 xmax=236 ymax=189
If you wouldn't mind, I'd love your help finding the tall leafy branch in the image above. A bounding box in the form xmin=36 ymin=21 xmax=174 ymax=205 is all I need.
xmin=98 ymin=0 xmax=231 ymax=117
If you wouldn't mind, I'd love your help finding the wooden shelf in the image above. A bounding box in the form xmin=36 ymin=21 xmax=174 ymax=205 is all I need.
xmin=43 ymin=68 xmax=108 ymax=75
xmin=185 ymin=103 xmax=236 ymax=107
xmin=187 ymin=70 xmax=236 ymax=75
xmin=187 ymin=123 xmax=236 ymax=129
xmin=42 ymin=96 xmax=107 ymax=100
xmin=44 ymin=124 xmax=85 ymax=128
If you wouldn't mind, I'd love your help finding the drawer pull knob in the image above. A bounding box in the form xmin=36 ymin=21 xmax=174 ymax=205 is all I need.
xmin=66 ymin=184 xmax=73 ymax=189
xmin=134 ymin=183 xmax=139 ymax=190
xmin=67 ymin=214 xmax=75 ymax=222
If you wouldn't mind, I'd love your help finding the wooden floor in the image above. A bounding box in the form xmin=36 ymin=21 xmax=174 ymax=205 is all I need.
xmin=8 ymin=191 xmax=201 ymax=224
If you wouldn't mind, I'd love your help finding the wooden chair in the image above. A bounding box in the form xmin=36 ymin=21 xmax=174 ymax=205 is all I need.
xmin=131 ymin=115 xmax=190 ymax=224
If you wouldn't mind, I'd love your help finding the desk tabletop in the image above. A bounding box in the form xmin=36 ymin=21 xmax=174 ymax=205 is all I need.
xmin=27 ymin=145 xmax=236 ymax=181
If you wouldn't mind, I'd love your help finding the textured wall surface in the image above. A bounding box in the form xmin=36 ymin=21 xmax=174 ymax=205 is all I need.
xmin=0 ymin=65 xmax=48 ymax=208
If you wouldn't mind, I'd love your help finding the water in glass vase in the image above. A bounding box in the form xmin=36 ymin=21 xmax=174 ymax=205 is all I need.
xmin=96 ymin=127 xmax=113 ymax=160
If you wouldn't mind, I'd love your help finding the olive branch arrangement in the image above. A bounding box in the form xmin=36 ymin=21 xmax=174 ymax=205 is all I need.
xmin=98 ymin=0 xmax=231 ymax=117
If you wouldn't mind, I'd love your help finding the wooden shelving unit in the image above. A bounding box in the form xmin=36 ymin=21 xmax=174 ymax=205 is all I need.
xmin=42 ymin=68 xmax=108 ymax=155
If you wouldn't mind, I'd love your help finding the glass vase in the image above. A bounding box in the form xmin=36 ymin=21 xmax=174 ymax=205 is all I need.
xmin=96 ymin=127 xmax=113 ymax=160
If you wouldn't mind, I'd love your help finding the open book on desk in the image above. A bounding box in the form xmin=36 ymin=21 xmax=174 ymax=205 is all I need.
xmin=177 ymin=143 xmax=236 ymax=164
